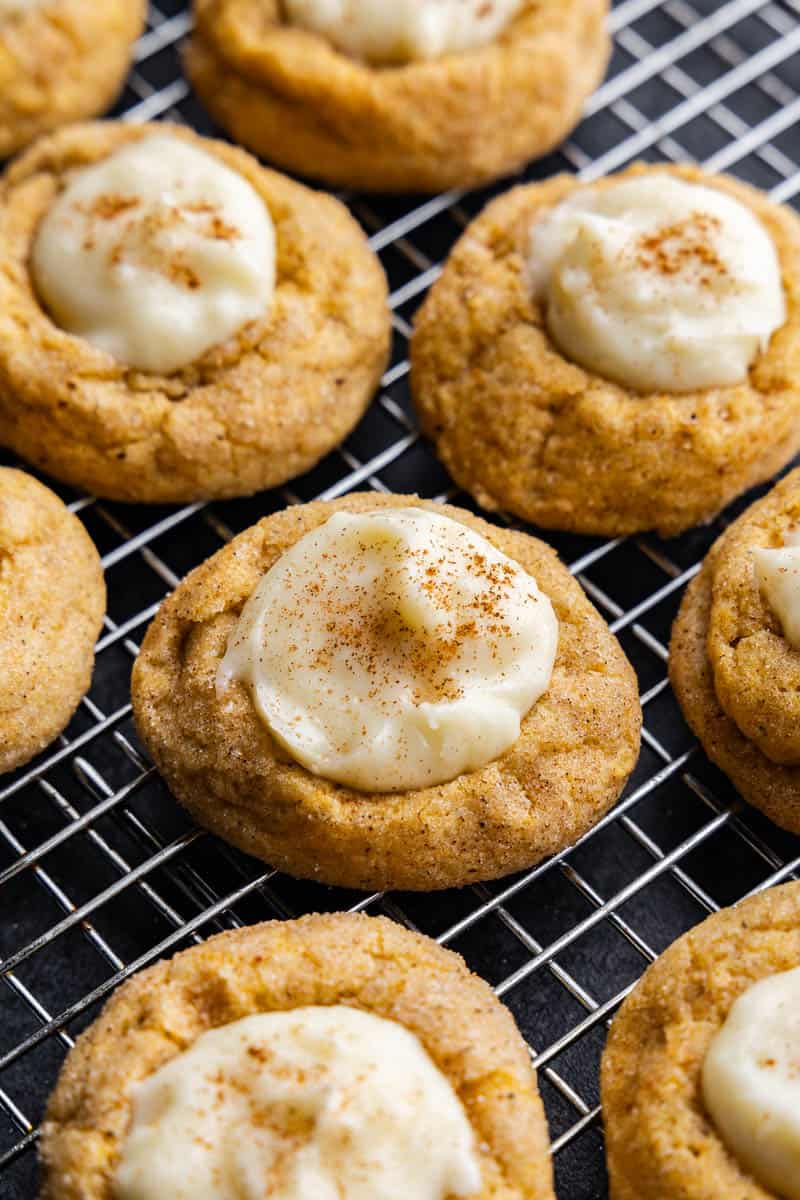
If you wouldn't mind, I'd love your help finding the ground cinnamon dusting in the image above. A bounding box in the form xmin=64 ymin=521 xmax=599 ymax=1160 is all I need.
xmin=85 ymin=193 xmax=141 ymax=221
xmin=295 ymin=538 xmax=524 ymax=711
xmin=635 ymin=211 xmax=728 ymax=284
xmin=73 ymin=194 xmax=242 ymax=287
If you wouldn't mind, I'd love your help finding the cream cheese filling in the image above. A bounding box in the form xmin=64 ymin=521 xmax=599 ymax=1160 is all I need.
xmin=283 ymin=0 xmax=523 ymax=64
xmin=113 ymin=1006 xmax=482 ymax=1200
xmin=528 ymin=175 xmax=786 ymax=393
xmin=753 ymin=528 xmax=800 ymax=651
xmin=218 ymin=506 xmax=558 ymax=793
xmin=702 ymin=966 xmax=800 ymax=1199
xmin=31 ymin=133 xmax=276 ymax=374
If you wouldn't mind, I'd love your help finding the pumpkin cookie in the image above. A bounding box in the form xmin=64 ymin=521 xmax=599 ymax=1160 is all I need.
xmin=39 ymin=912 xmax=556 ymax=1200
xmin=0 ymin=467 xmax=105 ymax=774
xmin=0 ymin=121 xmax=390 ymax=503
xmin=185 ymin=0 xmax=610 ymax=193
xmin=411 ymin=164 xmax=800 ymax=537
xmin=670 ymin=469 xmax=800 ymax=835
xmin=601 ymin=882 xmax=800 ymax=1200
xmin=0 ymin=0 xmax=144 ymax=160
xmin=131 ymin=492 xmax=641 ymax=892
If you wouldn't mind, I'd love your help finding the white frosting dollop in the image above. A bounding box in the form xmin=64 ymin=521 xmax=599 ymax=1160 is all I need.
xmin=528 ymin=175 xmax=786 ymax=393
xmin=283 ymin=0 xmax=523 ymax=64
xmin=114 ymin=1006 xmax=481 ymax=1200
xmin=753 ymin=528 xmax=800 ymax=650
xmin=702 ymin=966 xmax=800 ymax=1199
xmin=31 ymin=134 xmax=275 ymax=374
xmin=219 ymin=506 xmax=558 ymax=793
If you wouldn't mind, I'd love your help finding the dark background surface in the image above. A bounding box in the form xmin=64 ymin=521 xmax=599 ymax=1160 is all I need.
xmin=1 ymin=1 xmax=800 ymax=1196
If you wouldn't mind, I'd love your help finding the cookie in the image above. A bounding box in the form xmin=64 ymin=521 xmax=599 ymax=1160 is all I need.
xmin=0 ymin=121 xmax=390 ymax=503
xmin=669 ymin=470 xmax=800 ymax=835
xmin=39 ymin=912 xmax=556 ymax=1199
xmin=184 ymin=0 xmax=610 ymax=193
xmin=601 ymin=882 xmax=800 ymax=1200
xmin=411 ymin=164 xmax=800 ymax=537
xmin=0 ymin=466 xmax=105 ymax=773
xmin=131 ymin=492 xmax=641 ymax=892
xmin=706 ymin=469 xmax=800 ymax=766
xmin=0 ymin=0 xmax=144 ymax=159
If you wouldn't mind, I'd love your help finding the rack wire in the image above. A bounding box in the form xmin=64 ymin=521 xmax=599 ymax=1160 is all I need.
xmin=1 ymin=2 xmax=800 ymax=1196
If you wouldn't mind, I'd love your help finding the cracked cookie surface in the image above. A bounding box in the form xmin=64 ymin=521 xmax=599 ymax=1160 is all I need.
xmin=0 ymin=0 xmax=144 ymax=159
xmin=411 ymin=165 xmax=800 ymax=537
xmin=0 ymin=121 xmax=390 ymax=503
xmin=601 ymin=882 xmax=800 ymax=1200
xmin=131 ymin=492 xmax=641 ymax=892
xmin=0 ymin=466 xmax=105 ymax=774
xmin=706 ymin=468 xmax=800 ymax=767
xmin=39 ymin=912 xmax=556 ymax=1200
xmin=185 ymin=0 xmax=609 ymax=193
xmin=670 ymin=470 xmax=800 ymax=834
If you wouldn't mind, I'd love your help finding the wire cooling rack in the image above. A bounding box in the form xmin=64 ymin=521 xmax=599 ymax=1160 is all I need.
xmin=1 ymin=2 xmax=800 ymax=1196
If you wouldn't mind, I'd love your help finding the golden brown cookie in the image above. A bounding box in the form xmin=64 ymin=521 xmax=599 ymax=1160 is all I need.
xmin=706 ymin=469 xmax=800 ymax=766
xmin=0 ymin=0 xmax=145 ymax=160
xmin=39 ymin=912 xmax=556 ymax=1200
xmin=0 ymin=466 xmax=105 ymax=773
xmin=131 ymin=492 xmax=641 ymax=892
xmin=184 ymin=0 xmax=610 ymax=194
xmin=601 ymin=882 xmax=800 ymax=1200
xmin=0 ymin=121 xmax=390 ymax=503
xmin=411 ymin=164 xmax=800 ymax=537
xmin=670 ymin=471 xmax=800 ymax=835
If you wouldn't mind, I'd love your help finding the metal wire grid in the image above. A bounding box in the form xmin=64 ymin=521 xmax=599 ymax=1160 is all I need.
xmin=1 ymin=1 xmax=800 ymax=1195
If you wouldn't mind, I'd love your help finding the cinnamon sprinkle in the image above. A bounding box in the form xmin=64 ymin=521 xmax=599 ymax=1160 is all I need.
xmin=288 ymin=538 xmax=522 ymax=710
xmin=73 ymin=195 xmax=242 ymax=287
xmin=85 ymin=193 xmax=141 ymax=221
xmin=634 ymin=211 xmax=728 ymax=282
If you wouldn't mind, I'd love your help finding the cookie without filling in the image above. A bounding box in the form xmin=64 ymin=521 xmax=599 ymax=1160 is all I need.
xmin=0 ymin=0 xmax=145 ymax=159
xmin=39 ymin=912 xmax=556 ymax=1199
xmin=185 ymin=0 xmax=610 ymax=193
xmin=670 ymin=469 xmax=800 ymax=835
xmin=0 ymin=467 xmax=105 ymax=773
xmin=411 ymin=164 xmax=800 ymax=536
xmin=131 ymin=492 xmax=641 ymax=892
xmin=0 ymin=121 xmax=390 ymax=503
xmin=601 ymin=882 xmax=800 ymax=1200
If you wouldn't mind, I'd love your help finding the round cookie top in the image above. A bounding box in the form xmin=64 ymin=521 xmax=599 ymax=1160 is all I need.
xmin=601 ymin=882 xmax=800 ymax=1200
xmin=707 ymin=468 xmax=800 ymax=767
xmin=31 ymin=131 xmax=277 ymax=374
xmin=218 ymin=504 xmax=559 ymax=792
xmin=39 ymin=913 xmax=556 ymax=1200
xmin=668 ymin=473 xmax=800 ymax=836
xmin=411 ymin=163 xmax=800 ymax=537
xmin=186 ymin=0 xmax=610 ymax=193
xmin=0 ymin=121 xmax=390 ymax=503
xmin=0 ymin=467 xmax=105 ymax=774
xmin=528 ymin=174 xmax=785 ymax=393
xmin=0 ymin=1 xmax=146 ymax=160
xmin=131 ymin=493 xmax=641 ymax=891
xmin=115 ymin=1005 xmax=482 ymax=1199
